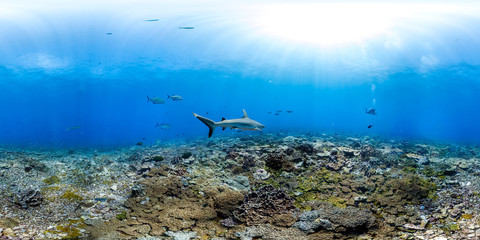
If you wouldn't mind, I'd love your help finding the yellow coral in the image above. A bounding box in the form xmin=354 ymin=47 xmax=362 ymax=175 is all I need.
xmin=43 ymin=175 xmax=61 ymax=185
xmin=327 ymin=196 xmax=347 ymax=208
xmin=61 ymin=190 xmax=83 ymax=201
xmin=44 ymin=219 xmax=85 ymax=239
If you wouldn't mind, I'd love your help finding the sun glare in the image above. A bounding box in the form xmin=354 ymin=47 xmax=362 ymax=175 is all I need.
xmin=255 ymin=3 xmax=407 ymax=46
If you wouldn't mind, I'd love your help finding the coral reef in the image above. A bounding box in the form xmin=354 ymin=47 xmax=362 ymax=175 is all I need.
xmin=206 ymin=186 xmax=244 ymax=218
xmin=294 ymin=203 xmax=376 ymax=233
xmin=232 ymin=185 xmax=297 ymax=226
xmin=265 ymin=152 xmax=292 ymax=171
xmin=224 ymin=175 xmax=250 ymax=192
xmin=373 ymin=173 xmax=437 ymax=207
xmin=235 ymin=224 xmax=307 ymax=240
xmin=181 ymin=152 xmax=193 ymax=159
xmin=89 ymin=173 xmax=246 ymax=238
xmin=0 ymin=132 xmax=479 ymax=239
xmin=14 ymin=187 xmax=43 ymax=209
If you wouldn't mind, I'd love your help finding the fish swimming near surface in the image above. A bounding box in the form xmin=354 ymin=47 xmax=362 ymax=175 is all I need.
xmin=147 ymin=96 xmax=165 ymax=104
xmin=156 ymin=123 xmax=171 ymax=129
xmin=65 ymin=126 xmax=81 ymax=131
xmin=179 ymin=27 xmax=194 ymax=29
xmin=365 ymin=108 xmax=376 ymax=115
xmin=367 ymin=125 xmax=373 ymax=129
xmin=193 ymin=109 xmax=265 ymax=138
xmin=167 ymin=95 xmax=183 ymax=101
xmin=145 ymin=19 xmax=159 ymax=22
xmin=286 ymin=110 xmax=293 ymax=113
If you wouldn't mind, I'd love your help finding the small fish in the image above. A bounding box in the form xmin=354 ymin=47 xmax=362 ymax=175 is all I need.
xmin=276 ymin=110 xmax=282 ymax=112
xmin=145 ymin=19 xmax=159 ymax=22
xmin=147 ymin=96 xmax=165 ymax=104
xmin=274 ymin=113 xmax=279 ymax=116
xmin=136 ymin=142 xmax=143 ymax=146
xmin=365 ymin=108 xmax=376 ymax=115
xmin=105 ymin=33 xmax=113 ymax=35
xmin=367 ymin=125 xmax=373 ymax=129
xmin=179 ymin=26 xmax=194 ymax=29
xmin=167 ymin=94 xmax=183 ymax=101
xmin=286 ymin=110 xmax=293 ymax=113
xmin=267 ymin=112 xmax=272 ymax=114
xmin=66 ymin=126 xmax=81 ymax=131
xmin=156 ymin=123 xmax=171 ymax=129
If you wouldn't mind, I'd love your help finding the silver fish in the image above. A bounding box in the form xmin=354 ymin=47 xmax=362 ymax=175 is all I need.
xmin=167 ymin=95 xmax=183 ymax=101
xmin=147 ymin=96 xmax=165 ymax=104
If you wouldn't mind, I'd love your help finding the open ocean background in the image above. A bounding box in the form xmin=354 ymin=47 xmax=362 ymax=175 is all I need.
xmin=1 ymin=0 xmax=480 ymax=148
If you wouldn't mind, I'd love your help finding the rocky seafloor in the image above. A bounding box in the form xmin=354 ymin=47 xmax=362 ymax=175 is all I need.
xmin=0 ymin=132 xmax=480 ymax=240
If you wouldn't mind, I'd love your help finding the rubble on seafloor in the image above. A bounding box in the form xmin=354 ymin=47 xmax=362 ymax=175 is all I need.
xmin=0 ymin=132 xmax=480 ymax=239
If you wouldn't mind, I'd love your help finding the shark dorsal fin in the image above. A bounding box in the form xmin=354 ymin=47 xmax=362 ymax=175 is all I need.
xmin=242 ymin=109 xmax=249 ymax=118
xmin=222 ymin=117 xmax=226 ymax=121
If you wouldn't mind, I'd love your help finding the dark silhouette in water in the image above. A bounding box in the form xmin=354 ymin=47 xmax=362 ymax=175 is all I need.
xmin=365 ymin=108 xmax=376 ymax=115
xmin=65 ymin=126 xmax=81 ymax=131
xmin=156 ymin=123 xmax=171 ymax=129
xmin=368 ymin=125 xmax=373 ymax=129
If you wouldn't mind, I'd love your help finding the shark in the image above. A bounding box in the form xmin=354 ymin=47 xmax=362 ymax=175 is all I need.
xmin=193 ymin=109 xmax=265 ymax=138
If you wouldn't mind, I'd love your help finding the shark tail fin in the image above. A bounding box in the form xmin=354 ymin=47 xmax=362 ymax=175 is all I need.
xmin=147 ymin=96 xmax=151 ymax=103
xmin=193 ymin=113 xmax=216 ymax=138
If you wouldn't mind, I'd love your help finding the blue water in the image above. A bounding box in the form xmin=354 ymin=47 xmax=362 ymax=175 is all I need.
xmin=1 ymin=1 xmax=480 ymax=147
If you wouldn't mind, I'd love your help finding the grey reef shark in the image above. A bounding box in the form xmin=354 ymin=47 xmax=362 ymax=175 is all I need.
xmin=193 ymin=109 xmax=265 ymax=138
